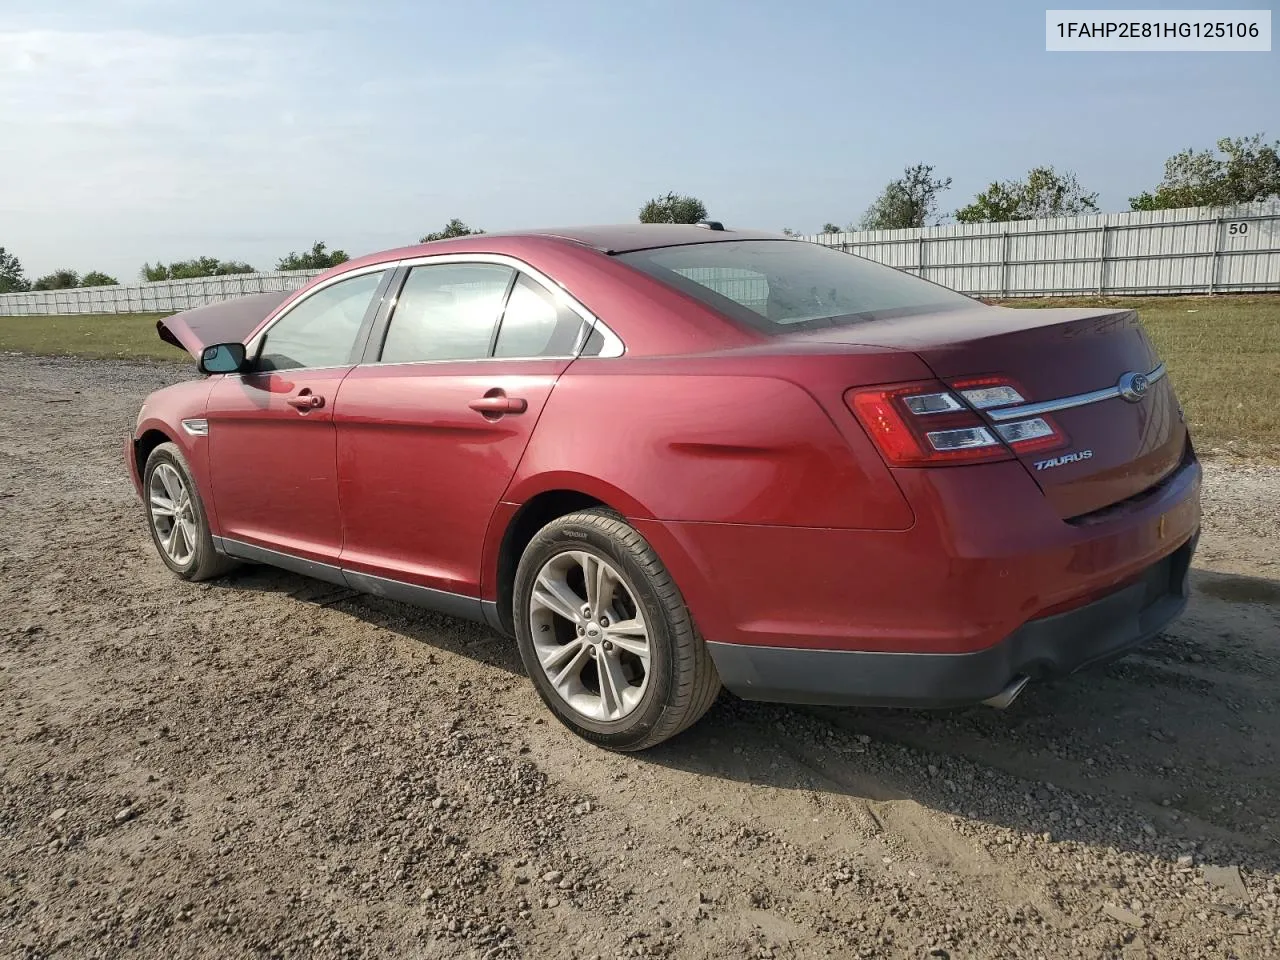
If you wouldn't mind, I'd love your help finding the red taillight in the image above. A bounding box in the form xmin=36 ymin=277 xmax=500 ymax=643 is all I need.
xmin=846 ymin=378 xmax=1068 ymax=467
xmin=847 ymin=388 xmax=921 ymax=463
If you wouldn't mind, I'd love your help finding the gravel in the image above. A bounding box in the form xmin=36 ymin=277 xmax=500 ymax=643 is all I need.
xmin=1 ymin=354 xmax=1278 ymax=959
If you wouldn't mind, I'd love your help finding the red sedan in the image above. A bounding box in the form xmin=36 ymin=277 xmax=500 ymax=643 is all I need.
xmin=128 ymin=224 xmax=1201 ymax=750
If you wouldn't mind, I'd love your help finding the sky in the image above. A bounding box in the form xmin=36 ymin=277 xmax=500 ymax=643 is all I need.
xmin=1 ymin=0 xmax=1276 ymax=280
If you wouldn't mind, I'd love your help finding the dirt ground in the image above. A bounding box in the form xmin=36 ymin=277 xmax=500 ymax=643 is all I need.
xmin=1 ymin=354 xmax=1277 ymax=960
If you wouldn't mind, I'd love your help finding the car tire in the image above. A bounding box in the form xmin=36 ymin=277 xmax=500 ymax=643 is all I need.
xmin=142 ymin=441 xmax=236 ymax=582
xmin=513 ymin=509 xmax=720 ymax=751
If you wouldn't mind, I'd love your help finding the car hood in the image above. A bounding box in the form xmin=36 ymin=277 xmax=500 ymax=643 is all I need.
xmin=156 ymin=291 xmax=291 ymax=359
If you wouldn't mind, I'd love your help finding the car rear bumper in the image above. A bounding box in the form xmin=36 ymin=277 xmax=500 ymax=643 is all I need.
xmin=630 ymin=444 xmax=1201 ymax=707
xmin=705 ymin=532 xmax=1196 ymax=706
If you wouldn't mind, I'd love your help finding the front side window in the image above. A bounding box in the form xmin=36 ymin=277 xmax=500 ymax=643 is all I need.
xmin=379 ymin=263 xmax=514 ymax=363
xmin=256 ymin=270 xmax=385 ymax=370
xmin=493 ymin=274 xmax=588 ymax=358
xmin=617 ymin=240 xmax=972 ymax=334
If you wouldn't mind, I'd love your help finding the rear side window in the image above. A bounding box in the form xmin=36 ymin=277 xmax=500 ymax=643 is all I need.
xmin=493 ymin=274 xmax=587 ymax=358
xmin=617 ymin=240 xmax=972 ymax=334
xmin=256 ymin=270 xmax=385 ymax=371
xmin=380 ymin=263 xmax=514 ymax=363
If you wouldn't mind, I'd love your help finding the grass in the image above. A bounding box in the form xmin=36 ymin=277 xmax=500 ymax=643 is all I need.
xmin=2 ymin=295 xmax=1277 ymax=457
xmin=995 ymin=295 xmax=1280 ymax=459
xmin=0 ymin=312 xmax=186 ymax=363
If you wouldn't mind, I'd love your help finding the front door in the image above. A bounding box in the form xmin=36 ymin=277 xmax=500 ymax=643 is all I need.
xmin=206 ymin=268 xmax=389 ymax=564
xmin=334 ymin=261 xmax=588 ymax=597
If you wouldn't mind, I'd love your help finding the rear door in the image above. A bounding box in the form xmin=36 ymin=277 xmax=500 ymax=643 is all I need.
xmin=205 ymin=267 xmax=390 ymax=563
xmin=333 ymin=257 xmax=591 ymax=598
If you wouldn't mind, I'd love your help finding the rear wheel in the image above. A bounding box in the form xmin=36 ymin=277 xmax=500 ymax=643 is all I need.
xmin=143 ymin=442 xmax=236 ymax=581
xmin=513 ymin=509 xmax=720 ymax=751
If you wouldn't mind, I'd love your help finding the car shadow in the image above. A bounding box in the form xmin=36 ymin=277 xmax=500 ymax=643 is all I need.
xmin=209 ymin=562 xmax=525 ymax=677
xmin=637 ymin=568 xmax=1280 ymax=876
xmin=208 ymin=561 xmax=1278 ymax=874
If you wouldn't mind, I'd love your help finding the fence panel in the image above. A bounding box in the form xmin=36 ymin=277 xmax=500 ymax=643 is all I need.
xmin=0 ymin=270 xmax=322 ymax=316
xmin=2 ymin=202 xmax=1278 ymax=317
xmin=806 ymin=200 xmax=1280 ymax=297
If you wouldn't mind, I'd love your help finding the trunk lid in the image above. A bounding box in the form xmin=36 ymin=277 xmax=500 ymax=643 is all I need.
xmin=786 ymin=304 xmax=1187 ymax=519
xmin=156 ymin=291 xmax=291 ymax=360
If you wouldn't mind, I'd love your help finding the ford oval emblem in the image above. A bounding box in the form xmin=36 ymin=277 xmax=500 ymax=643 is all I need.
xmin=1117 ymin=371 xmax=1149 ymax=403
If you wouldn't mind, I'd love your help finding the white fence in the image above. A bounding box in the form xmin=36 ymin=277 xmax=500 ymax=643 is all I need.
xmin=804 ymin=200 xmax=1280 ymax=297
xmin=1 ymin=201 xmax=1278 ymax=316
xmin=0 ymin=269 xmax=322 ymax=317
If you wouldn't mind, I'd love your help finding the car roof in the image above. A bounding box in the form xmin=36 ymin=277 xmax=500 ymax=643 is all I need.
xmin=479 ymin=224 xmax=784 ymax=255
xmin=313 ymin=224 xmax=793 ymax=293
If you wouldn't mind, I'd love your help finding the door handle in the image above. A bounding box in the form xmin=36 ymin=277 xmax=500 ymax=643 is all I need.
xmin=287 ymin=390 xmax=325 ymax=412
xmin=468 ymin=396 xmax=527 ymax=415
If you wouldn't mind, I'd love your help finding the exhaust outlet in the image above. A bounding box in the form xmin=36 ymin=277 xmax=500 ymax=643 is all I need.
xmin=982 ymin=675 xmax=1029 ymax=710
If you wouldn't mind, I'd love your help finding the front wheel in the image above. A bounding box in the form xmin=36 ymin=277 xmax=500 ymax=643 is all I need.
xmin=142 ymin=442 xmax=236 ymax=582
xmin=513 ymin=509 xmax=720 ymax=751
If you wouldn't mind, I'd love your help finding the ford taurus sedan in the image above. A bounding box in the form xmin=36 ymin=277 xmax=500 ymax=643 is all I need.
xmin=127 ymin=224 xmax=1201 ymax=750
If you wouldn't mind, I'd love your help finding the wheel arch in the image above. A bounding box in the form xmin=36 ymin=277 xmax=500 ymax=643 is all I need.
xmin=485 ymin=470 xmax=667 ymax=635
xmin=134 ymin=427 xmax=177 ymax=481
xmin=132 ymin=420 xmax=223 ymax=535
xmin=488 ymin=489 xmax=612 ymax=636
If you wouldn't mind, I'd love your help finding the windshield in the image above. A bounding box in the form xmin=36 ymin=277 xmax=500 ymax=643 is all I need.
xmin=617 ymin=239 xmax=973 ymax=334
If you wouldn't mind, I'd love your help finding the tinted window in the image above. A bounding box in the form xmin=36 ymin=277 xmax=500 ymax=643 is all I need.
xmin=617 ymin=240 xmax=972 ymax=334
xmin=580 ymin=325 xmax=608 ymax=357
xmin=257 ymin=271 xmax=385 ymax=371
xmin=380 ymin=263 xmax=513 ymax=363
xmin=493 ymin=274 xmax=587 ymax=358
xmin=675 ymin=266 xmax=769 ymax=314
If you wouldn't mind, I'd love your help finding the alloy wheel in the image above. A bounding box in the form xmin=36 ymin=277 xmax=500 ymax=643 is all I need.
xmin=528 ymin=550 xmax=651 ymax=722
xmin=148 ymin=462 xmax=197 ymax=566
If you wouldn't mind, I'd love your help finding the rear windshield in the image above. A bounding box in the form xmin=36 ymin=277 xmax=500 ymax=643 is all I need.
xmin=616 ymin=239 xmax=972 ymax=333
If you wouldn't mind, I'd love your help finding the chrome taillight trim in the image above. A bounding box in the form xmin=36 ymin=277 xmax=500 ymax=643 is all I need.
xmin=904 ymin=392 xmax=965 ymax=415
xmin=959 ymin=385 xmax=1025 ymax=409
xmin=993 ymin=417 xmax=1055 ymax=443
xmin=987 ymin=363 xmax=1166 ymax=422
xmin=925 ymin=426 xmax=1000 ymax=451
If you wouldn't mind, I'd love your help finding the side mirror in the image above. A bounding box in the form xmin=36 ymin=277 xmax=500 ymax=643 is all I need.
xmin=199 ymin=342 xmax=248 ymax=375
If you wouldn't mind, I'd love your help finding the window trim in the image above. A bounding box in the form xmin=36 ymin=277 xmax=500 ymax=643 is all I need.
xmin=360 ymin=252 xmax=624 ymax=366
xmin=486 ymin=269 xmax=523 ymax=358
xmin=243 ymin=263 xmax=394 ymax=374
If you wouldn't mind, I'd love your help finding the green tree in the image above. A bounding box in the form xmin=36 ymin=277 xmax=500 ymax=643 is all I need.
xmin=859 ymin=164 xmax=952 ymax=230
xmin=1130 ymin=134 xmax=1280 ymax=210
xmin=638 ymin=192 xmax=708 ymax=224
xmin=0 ymin=247 xmax=29 ymax=293
xmin=79 ymin=271 xmax=119 ymax=287
xmin=956 ymin=166 xmax=1099 ymax=222
xmin=821 ymin=222 xmax=845 ymax=234
xmin=142 ymin=258 xmax=255 ymax=281
xmin=420 ymin=218 xmax=484 ymax=242
xmin=275 ymin=242 xmax=349 ymax=271
xmin=32 ymin=269 xmax=80 ymax=290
